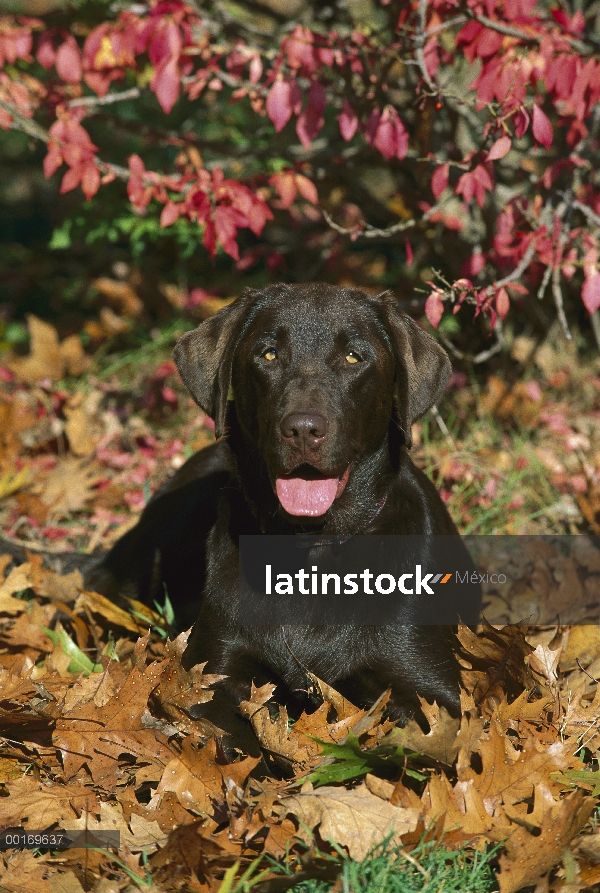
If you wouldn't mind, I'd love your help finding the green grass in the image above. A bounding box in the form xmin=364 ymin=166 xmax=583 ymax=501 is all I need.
xmin=272 ymin=838 xmax=499 ymax=893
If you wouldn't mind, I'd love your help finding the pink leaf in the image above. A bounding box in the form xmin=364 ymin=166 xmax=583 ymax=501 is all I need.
xmin=296 ymin=80 xmax=326 ymax=149
xmin=81 ymin=162 xmax=100 ymax=200
xmin=56 ymin=37 xmax=82 ymax=83
xmin=431 ymin=164 xmax=449 ymax=199
xmin=160 ymin=202 xmax=181 ymax=227
xmin=270 ymin=171 xmax=297 ymax=208
xmin=266 ymin=78 xmax=293 ymax=132
xmin=486 ymin=135 xmax=511 ymax=161
xmin=249 ymin=54 xmax=262 ymax=85
xmin=495 ymin=287 xmax=510 ymax=319
xmin=514 ymin=106 xmax=530 ymax=138
xmin=151 ymin=58 xmax=180 ymax=114
xmin=294 ymin=174 xmax=318 ymax=204
xmin=425 ymin=292 xmax=444 ymax=328
xmin=532 ymin=104 xmax=553 ymax=149
xmin=404 ymin=236 xmax=413 ymax=267
xmin=339 ymin=99 xmax=358 ymax=142
xmin=582 ymin=270 xmax=600 ymax=314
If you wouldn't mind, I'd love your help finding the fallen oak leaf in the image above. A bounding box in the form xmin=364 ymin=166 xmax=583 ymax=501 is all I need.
xmin=278 ymin=782 xmax=421 ymax=860
xmin=0 ymin=774 xmax=98 ymax=828
xmin=0 ymin=562 xmax=32 ymax=614
xmin=149 ymin=736 xmax=260 ymax=816
xmin=7 ymin=315 xmax=90 ymax=384
xmin=70 ymin=801 xmax=167 ymax=852
xmin=497 ymin=791 xmax=594 ymax=893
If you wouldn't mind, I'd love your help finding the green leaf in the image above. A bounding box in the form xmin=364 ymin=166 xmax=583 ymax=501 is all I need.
xmin=308 ymin=733 xmax=425 ymax=787
xmin=557 ymin=768 xmax=600 ymax=796
xmin=41 ymin=625 xmax=103 ymax=676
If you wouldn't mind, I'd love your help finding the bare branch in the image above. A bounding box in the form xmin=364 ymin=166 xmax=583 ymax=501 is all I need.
xmin=471 ymin=12 xmax=592 ymax=54
xmin=68 ymin=88 xmax=141 ymax=110
xmin=439 ymin=319 xmax=505 ymax=364
xmin=572 ymin=200 xmax=600 ymax=230
xmin=414 ymin=0 xmax=436 ymax=92
xmin=322 ymin=203 xmax=444 ymax=240
xmin=0 ymin=97 xmax=130 ymax=181
xmin=424 ymin=15 xmax=467 ymax=38
xmin=493 ymin=240 xmax=537 ymax=291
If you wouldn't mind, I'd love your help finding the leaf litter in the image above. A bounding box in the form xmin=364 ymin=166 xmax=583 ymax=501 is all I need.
xmin=2 ymin=330 xmax=600 ymax=890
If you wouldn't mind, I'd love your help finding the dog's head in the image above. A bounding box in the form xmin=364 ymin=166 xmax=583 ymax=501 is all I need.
xmin=173 ymin=283 xmax=451 ymax=520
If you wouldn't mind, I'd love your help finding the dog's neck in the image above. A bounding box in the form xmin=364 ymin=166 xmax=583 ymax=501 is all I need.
xmin=225 ymin=411 xmax=397 ymax=537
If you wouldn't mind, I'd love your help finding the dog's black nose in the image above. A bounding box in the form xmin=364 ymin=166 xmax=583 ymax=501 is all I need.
xmin=280 ymin=412 xmax=328 ymax=448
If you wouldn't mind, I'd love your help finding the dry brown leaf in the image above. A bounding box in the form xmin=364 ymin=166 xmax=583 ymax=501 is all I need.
xmin=0 ymin=563 xmax=32 ymax=614
xmin=561 ymin=625 xmax=600 ymax=671
xmin=0 ymin=849 xmax=53 ymax=893
xmin=92 ymin=277 xmax=143 ymax=317
xmin=37 ymin=457 xmax=102 ymax=517
xmin=498 ymin=791 xmax=594 ymax=893
xmin=151 ymin=736 xmax=260 ymax=815
xmin=379 ymin=701 xmax=462 ymax=765
xmin=279 ymin=782 xmax=421 ymax=860
xmin=63 ymin=404 xmax=99 ymax=457
xmin=52 ymin=659 xmax=172 ymax=783
xmin=8 ymin=315 xmax=90 ymax=384
xmin=74 ymin=589 xmax=164 ymax=634
xmin=70 ymin=801 xmax=167 ymax=852
xmin=457 ymin=620 xmax=535 ymax=709
xmin=154 ymin=631 xmax=225 ymax=726
xmin=0 ymin=774 xmax=97 ymax=828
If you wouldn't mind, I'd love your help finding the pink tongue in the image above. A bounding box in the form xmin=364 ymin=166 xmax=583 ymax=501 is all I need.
xmin=276 ymin=477 xmax=339 ymax=516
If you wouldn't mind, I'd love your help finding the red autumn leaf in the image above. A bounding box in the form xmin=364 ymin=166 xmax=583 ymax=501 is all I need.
xmin=339 ymin=100 xmax=358 ymax=141
xmin=43 ymin=141 xmax=62 ymax=178
xmin=149 ymin=21 xmax=182 ymax=114
xmin=285 ymin=25 xmax=316 ymax=74
xmin=486 ymin=135 xmax=511 ymax=161
xmin=270 ymin=171 xmax=297 ymax=208
xmin=495 ymin=287 xmax=510 ymax=319
xmin=215 ymin=206 xmax=240 ymax=260
xmin=456 ymin=165 xmax=492 ymax=208
xmin=202 ymin=218 xmax=216 ymax=257
xmin=152 ymin=57 xmax=180 ymax=114
xmin=266 ymin=78 xmax=294 ymax=132
xmin=36 ymin=34 xmax=56 ymax=70
xmin=80 ymin=162 xmax=100 ymax=200
xmin=366 ymin=107 xmax=408 ymax=161
xmin=55 ymin=36 xmax=82 ymax=84
xmin=431 ymin=163 xmax=449 ymax=199
xmin=296 ymin=80 xmax=326 ymax=149
xmin=249 ymin=54 xmax=262 ymax=84
xmin=294 ymin=174 xmax=318 ymax=204
xmin=532 ymin=104 xmax=553 ymax=149
xmin=582 ymin=270 xmax=600 ymax=314
xmin=514 ymin=106 xmax=530 ymax=138
xmin=425 ymin=292 xmax=444 ymax=328
xmin=160 ymin=202 xmax=182 ymax=227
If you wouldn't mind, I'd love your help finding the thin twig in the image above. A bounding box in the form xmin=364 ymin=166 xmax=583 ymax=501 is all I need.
xmin=68 ymin=87 xmax=141 ymax=109
xmin=415 ymin=0 xmax=436 ymax=91
xmin=322 ymin=202 xmax=444 ymax=240
xmin=438 ymin=319 xmax=505 ymax=364
xmin=430 ymin=405 xmax=455 ymax=449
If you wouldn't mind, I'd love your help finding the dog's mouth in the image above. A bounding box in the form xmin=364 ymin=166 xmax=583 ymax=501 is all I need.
xmin=275 ymin=464 xmax=351 ymax=517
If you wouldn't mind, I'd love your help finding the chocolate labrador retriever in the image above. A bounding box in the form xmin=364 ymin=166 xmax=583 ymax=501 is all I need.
xmin=1 ymin=283 xmax=479 ymax=743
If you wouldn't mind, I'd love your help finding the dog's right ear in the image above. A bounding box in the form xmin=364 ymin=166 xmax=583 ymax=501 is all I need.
xmin=173 ymin=289 xmax=259 ymax=438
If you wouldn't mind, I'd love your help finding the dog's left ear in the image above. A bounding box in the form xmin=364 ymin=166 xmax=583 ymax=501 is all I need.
xmin=173 ymin=289 xmax=259 ymax=438
xmin=377 ymin=292 xmax=452 ymax=448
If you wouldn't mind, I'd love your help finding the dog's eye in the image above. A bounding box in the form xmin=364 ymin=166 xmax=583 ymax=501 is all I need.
xmin=345 ymin=351 xmax=361 ymax=364
xmin=262 ymin=348 xmax=277 ymax=361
